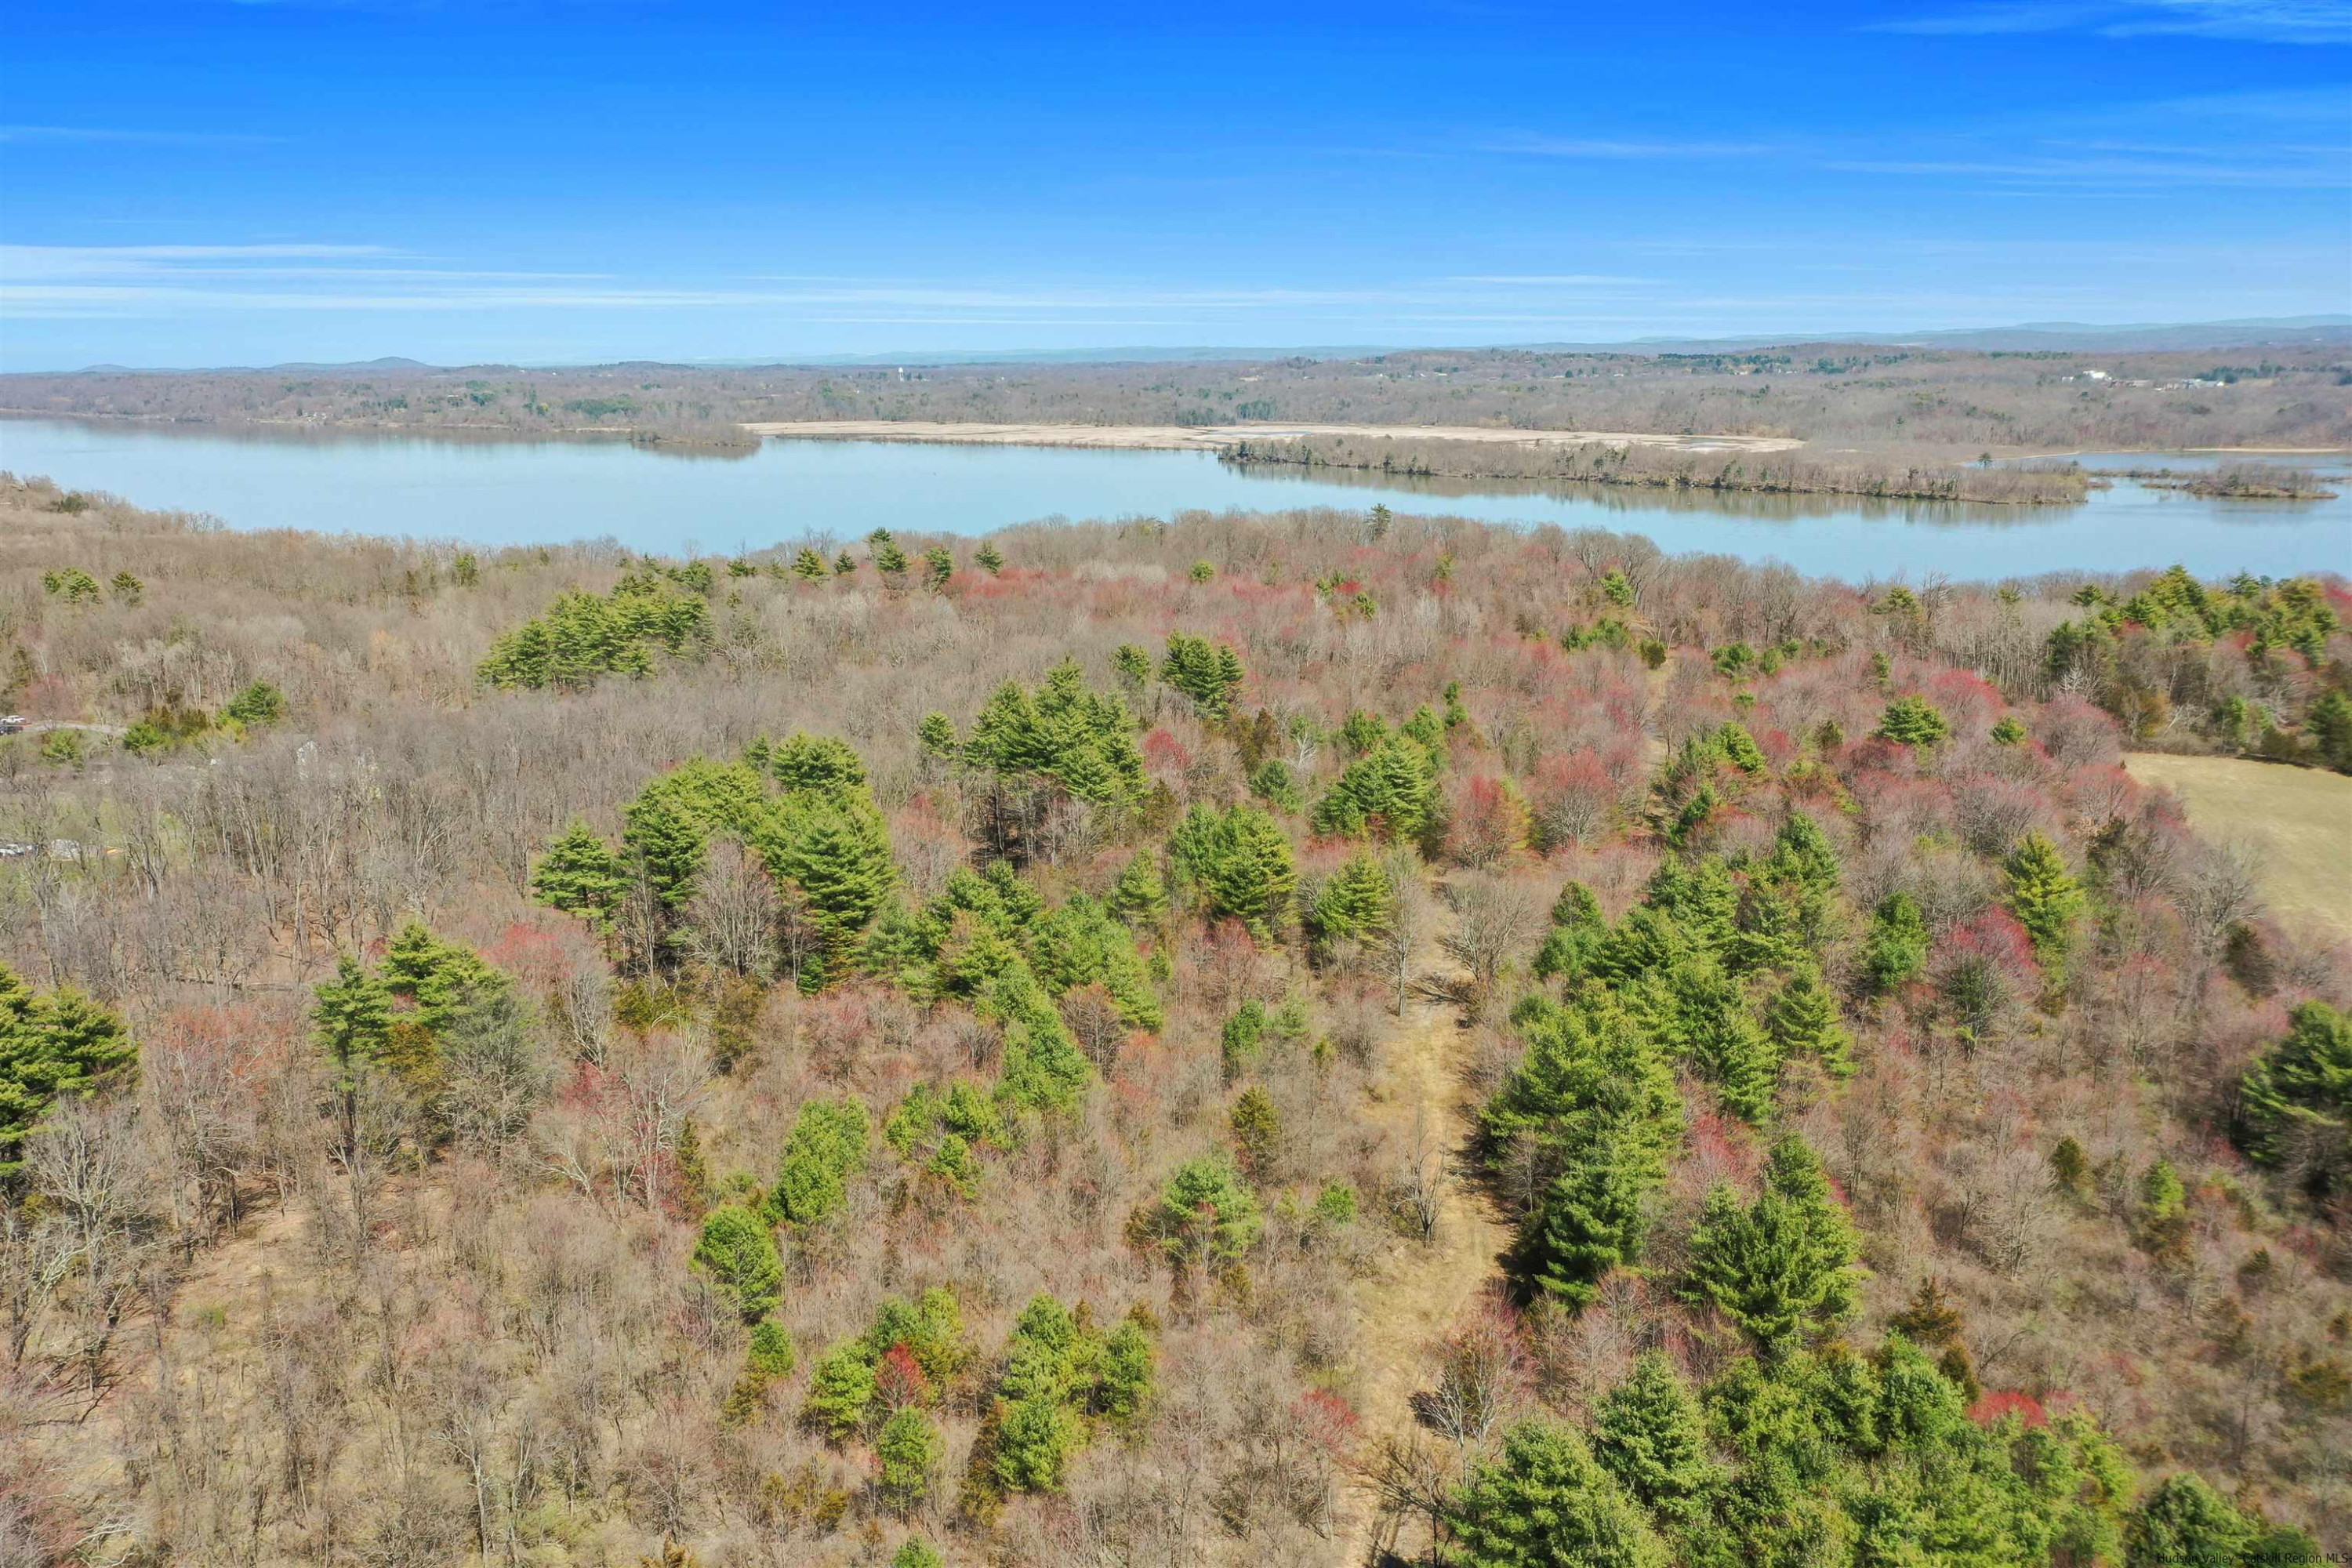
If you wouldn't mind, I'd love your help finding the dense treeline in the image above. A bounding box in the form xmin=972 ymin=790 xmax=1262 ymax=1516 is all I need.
xmin=6 ymin=339 xmax=2349 ymax=454
xmin=0 ymin=474 xmax=2347 ymax=1564
xmin=1225 ymin=432 xmax=2094 ymax=505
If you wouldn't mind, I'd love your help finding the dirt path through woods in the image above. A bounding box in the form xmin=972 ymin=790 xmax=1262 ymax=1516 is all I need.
xmin=1333 ymin=928 xmax=1510 ymax=1565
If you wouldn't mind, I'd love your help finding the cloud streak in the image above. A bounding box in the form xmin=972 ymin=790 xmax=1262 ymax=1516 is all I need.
xmin=1867 ymin=0 xmax=2352 ymax=43
xmin=0 ymin=249 xmax=1683 ymax=321
xmin=0 ymin=125 xmax=284 ymax=146
xmin=1479 ymin=135 xmax=1778 ymax=159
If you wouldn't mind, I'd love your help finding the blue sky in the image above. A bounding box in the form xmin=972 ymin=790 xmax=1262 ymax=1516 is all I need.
xmin=2 ymin=1 xmax=2347 ymax=368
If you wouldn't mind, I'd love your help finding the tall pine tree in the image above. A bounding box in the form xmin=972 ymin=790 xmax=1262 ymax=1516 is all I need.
xmin=2005 ymin=830 xmax=2085 ymax=975
xmin=0 ymin=966 xmax=135 ymax=1178
xmin=1444 ymin=1419 xmax=1669 ymax=1568
xmin=1591 ymin=1352 xmax=1719 ymax=1522
xmin=1682 ymin=1134 xmax=1863 ymax=1349
xmin=532 ymin=818 xmax=626 ymax=928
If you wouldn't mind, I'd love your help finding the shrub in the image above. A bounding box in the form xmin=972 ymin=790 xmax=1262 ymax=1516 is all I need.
xmin=224 ymin=679 xmax=287 ymax=727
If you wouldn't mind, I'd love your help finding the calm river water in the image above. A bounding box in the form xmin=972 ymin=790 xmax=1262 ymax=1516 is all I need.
xmin=2 ymin=418 xmax=2344 ymax=582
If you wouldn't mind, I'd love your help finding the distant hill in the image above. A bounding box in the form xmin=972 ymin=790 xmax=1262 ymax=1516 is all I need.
xmin=1555 ymin=316 xmax=2352 ymax=355
xmin=683 ymin=317 xmax=2352 ymax=367
xmin=47 ymin=318 xmax=2352 ymax=377
xmin=70 ymin=354 xmax=434 ymax=374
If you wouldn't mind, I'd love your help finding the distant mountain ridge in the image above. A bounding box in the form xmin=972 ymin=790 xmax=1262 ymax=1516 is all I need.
xmin=56 ymin=317 xmax=2352 ymax=375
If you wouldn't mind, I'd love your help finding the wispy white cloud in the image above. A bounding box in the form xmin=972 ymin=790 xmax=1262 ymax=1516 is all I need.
xmin=1867 ymin=4 xmax=2109 ymax=33
xmin=1446 ymin=274 xmax=1657 ymax=285
xmin=0 ymin=248 xmax=1679 ymax=321
xmin=2107 ymin=0 xmax=2352 ymax=39
xmin=1823 ymin=148 xmax=2349 ymax=186
xmin=2151 ymin=85 xmax=2352 ymax=117
xmin=1479 ymin=135 xmax=1777 ymax=158
xmin=1 ymin=240 xmax=2336 ymax=341
xmin=1867 ymin=0 xmax=2352 ymax=42
xmin=0 ymin=125 xmax=284 ymax=146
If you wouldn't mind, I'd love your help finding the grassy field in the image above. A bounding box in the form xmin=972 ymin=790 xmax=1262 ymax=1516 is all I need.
xmin=2124 ymin=753 xmax=2352 ymax=938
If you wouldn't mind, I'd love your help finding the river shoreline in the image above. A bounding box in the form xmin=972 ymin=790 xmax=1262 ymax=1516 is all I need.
xmin=739 ymin=418 xmax=1805 ymax=454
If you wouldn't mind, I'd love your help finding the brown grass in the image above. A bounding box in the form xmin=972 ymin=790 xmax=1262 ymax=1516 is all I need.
xmin=2123 ymin=753 xmax=2352 ymax=938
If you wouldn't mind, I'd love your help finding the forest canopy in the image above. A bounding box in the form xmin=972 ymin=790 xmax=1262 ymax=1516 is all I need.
xmin=0 ymin=472 xmax=2346 ymax=1566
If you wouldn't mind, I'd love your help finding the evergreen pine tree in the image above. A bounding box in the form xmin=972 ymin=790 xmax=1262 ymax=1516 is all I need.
xmin=756 ymin=730 xmax=869 ymax=794
xmin=916 ymin=712 xmax=959 ymax=764
xmin=792 ymin=546 xmax=829 ymax=581
xmin=0 ymin=967 xmax=136 ymax=1178
xmin=1889 ymin=1276 xmax=1966 ymax=1348
xmin=994 ymin=1392 xmax=1080 ymax=1491
xmin=1229 ymin=1087 xmax=1283 ymax=1180
xmin=876 ymin=1407 xmax=944 ymax=1509
xmin=1650 ymin=956 xmax=1780 ymax=1122
xmin=623 ymin=785 xmax=711 ymax=916
xmin=1864 ymin=891 xmax=1930 ymax=993
xmin=804 ymin=1341 xmax=879 ymax=1437
xmin=1444 ymin=1418 xmax=1669 ymax=1568
xmin=1310 ymin=735 xmax=1437 ymax=841
xmin=532 ymin=818 xmax=626 ymax=927
xmin=2236 ymin=1000 xmax=2351 ymax=1194
xmin=1592 ymin=1352 xmax=1719 ymax=1522
xmin=1763 ymin=964 xmax=1855 ymax=1077
xmin=2005 ymin=830 xmax=2085 ymax=974
xmin=1108 ymin=851 xmax=1170 ymax=931
xmin=693 ymin=1203 xmax=785 ymax=1321
xmin=1247 ymin=757 xmax=1304 ymax=812
xmin=1028 ymin=894 xmax=1163 ymax=1030
xmin=768 ymin=795 xmax=897 ymax=964
xmin=313 ymin=954 xmax=393 ymax=1156
xmin=378 ymin=922 xmax=507 ymax=1035
xmin=770 ymin=1097 xmax=872 ymax=1227
xmin=1154 ymin=1151 xmax=1263 ymax=1265
xmin=2051 ymin=1134 xmax=2091 ymax=1196
xmin=1481 ymin=983 xmax=1683 ymax=1178
xmin=1096 ymin=1316 xmax=1154 ymax=1421
xmin=224 ymin=679 xmax=287 ymax=726
xmin=1338 ymin=709 xmax=1388 ymax=756
xmin=1682 ymin=1134 xmax=1862 ymax=1349
xmin=1311 ymin=851 xmax=1395 ymax=943
xmin=1517 ymin=1138 xmax=1655 ymax=1307
xmin=1875 ymin=695 xmax=1951 ymax=747
xmin=2311 ymin=689 xmax=2352 ymax=772
xmin=1160 ymin=632 xmax=1244 ymax=716
xmin=1533 ymin=881 xmax=1608 ymax=982
xmin=975 ymin=540 xmax=1005 ymax=575
xmin=985 ymin=962 xmax=1094 ymax=1112
xmin=1167 ymin=803 xmax=1296 ymax=937
xmin=1109 ymin=642 xmax=1151 ymax=690
xmin=2125 ymin=1474 xmax=2256 ymax=1568
xmin=1730 ymin=878 xmax=1809 ymax=975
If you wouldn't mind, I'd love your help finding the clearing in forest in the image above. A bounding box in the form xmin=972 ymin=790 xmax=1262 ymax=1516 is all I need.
xmin=2122 ymin=752 xmax=2352 ymax=938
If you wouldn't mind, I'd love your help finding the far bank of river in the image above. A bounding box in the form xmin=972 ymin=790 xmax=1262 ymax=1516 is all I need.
xmin=0 ymin=416 xmax=2344 ymax=582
